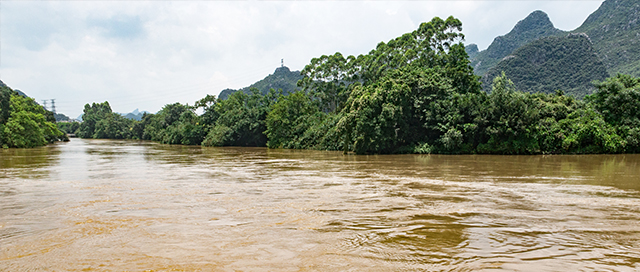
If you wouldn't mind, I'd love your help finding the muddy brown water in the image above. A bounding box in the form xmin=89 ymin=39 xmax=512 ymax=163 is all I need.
xmin=1 ymin=138 xmax=639 ymax=271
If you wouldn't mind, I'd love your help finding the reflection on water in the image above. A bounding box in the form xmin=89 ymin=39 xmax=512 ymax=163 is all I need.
xmin=1 ymin=138 xmax=640 ymax=271
xmin=0 ymin=145 xmax=62 ymax=180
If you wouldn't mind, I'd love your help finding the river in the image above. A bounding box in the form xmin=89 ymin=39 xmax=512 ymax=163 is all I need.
xmin=1 ymin=138 xmax=639 ymax=271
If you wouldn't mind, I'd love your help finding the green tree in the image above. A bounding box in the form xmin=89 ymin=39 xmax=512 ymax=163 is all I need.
xmin=265 ymin=91 xmax=322 ymax=148
xmin=477 ymin=73 xmax=540 ymax=154
xmin=140 ymin=102 xmax=203 ymax=144
xmin=76 ymin=101 xmax=135 ymax=140
xmin=587 ymin=74 xmax=640 ymax=152
xmin=1 ymin=94 xmax=65 ymax=148
xmin=299 ymin=16 xmax=472 ymax=114
xmin=93 ymin=114 xmax=134 ymax=139
xmin=163 ymin=110 xmax=206 ymax=145
xmin=0 ymin=86 xmax=11 ymax=125
xmin=57 ymin=122 xmax=80 ymax=135
xmin=77 ymin=102 xmax=115 ymax=138
xmin=556 ymin=107 xmax=624 ymax=153
xmin=195 ymin=94 xmax=219 ymax=127
xmin=338 ymin=77 xmax=413 ymax=154
xmin=0 ymin=86 xmax=11 ymax=147
xmin=202 ymin=88 xmax=272 ymax=147
xmin=587 ymin=74 xmax=640 ymax=127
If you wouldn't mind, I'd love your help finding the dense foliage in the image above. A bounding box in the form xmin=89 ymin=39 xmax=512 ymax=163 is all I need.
xmin=0 ymin=85 xmax=66 ymax=148
xmin=56 ymin=122 xmax=80 ymax=135
xmin=75 ymin=16 xmax=639 ymax=155
xmin=200 ymin=89 xmax=273 ymax=147
xmin=586 ymin=74 xmax=640 ymax=153
xmin=77 ymin=102 xmax=134 ymax=139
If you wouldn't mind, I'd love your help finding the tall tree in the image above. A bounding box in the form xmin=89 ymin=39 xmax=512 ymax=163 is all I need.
xmin=299 ymin=16 xmax=473 ymax=114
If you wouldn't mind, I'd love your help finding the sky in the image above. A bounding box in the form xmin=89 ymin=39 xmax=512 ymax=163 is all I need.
xmin=0 ymin=1 xmax=605 ymax=118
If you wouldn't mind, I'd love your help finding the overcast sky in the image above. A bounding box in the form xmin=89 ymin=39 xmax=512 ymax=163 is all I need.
xmin=1 ymin=1 xmax=604 ymax=118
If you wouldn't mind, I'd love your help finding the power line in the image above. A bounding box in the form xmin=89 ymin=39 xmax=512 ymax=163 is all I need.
xmin=41 ymin=99 xmax=57 ymax=113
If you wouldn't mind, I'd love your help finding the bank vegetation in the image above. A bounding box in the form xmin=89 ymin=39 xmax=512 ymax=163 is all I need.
xmin=66 ymin=17 xmax=640 ymax=154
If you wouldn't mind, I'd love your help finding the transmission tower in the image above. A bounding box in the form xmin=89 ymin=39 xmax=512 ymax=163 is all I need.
xmin=51 ymin=99 xmax=56 ymax=114
xmin=42 ymin=100 xmax=48 ymax=111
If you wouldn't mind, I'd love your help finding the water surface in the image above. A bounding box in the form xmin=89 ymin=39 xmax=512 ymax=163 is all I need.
xmin=1 ymin=139 xmax=639 ymax=271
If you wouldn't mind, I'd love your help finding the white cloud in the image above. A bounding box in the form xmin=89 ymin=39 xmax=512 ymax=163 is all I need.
xmin=0 ymin=1 xmax=604 ymax=117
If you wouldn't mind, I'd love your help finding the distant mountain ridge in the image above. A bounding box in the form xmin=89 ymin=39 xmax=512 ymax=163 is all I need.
xmin=218 ymin=66 xmax=303 ymax=100
xmin=77 ymin=109 xmax=150 ymax=122
xmin=54 ymin=113 xmax=72 ymax=122
xmin=119 ymin=108 xmax=150 ymax=121
xmin=468 ymin=10 xmax=564 ymax=76
xmin=481 ymin=34 xmax=610 ymax=97
xmin=574 ymin=0 xmax=640 ymax=76
xmin=469 ymin=0 xmax=640 ymax=96
xmin=0 ymin=80 xmax=29 ymax=98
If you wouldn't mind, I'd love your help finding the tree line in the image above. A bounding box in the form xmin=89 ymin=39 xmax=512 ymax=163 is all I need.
xmin=0 ymin=85 xmax=67 ymax=148
xmin=66 ymin=16 xmax=639 ymax=154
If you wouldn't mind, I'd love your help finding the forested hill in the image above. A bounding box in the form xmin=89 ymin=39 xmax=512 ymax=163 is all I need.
xmin=467 ymin=10 xmax=564 ymax=76
xmin=574 ymin=0 xmax=640 ymax=76
xmin=481 ymin=34 xmax=609 ymax=97
xmin=469 ymin=0 xmax=640 ymax=95
xmin=0 ymin=80 xmax=28 ymax=98
xmin=218 ymin=66 xmax=303 ymax=100
xmin=1 ymin=81 xmax=66 ymax=148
